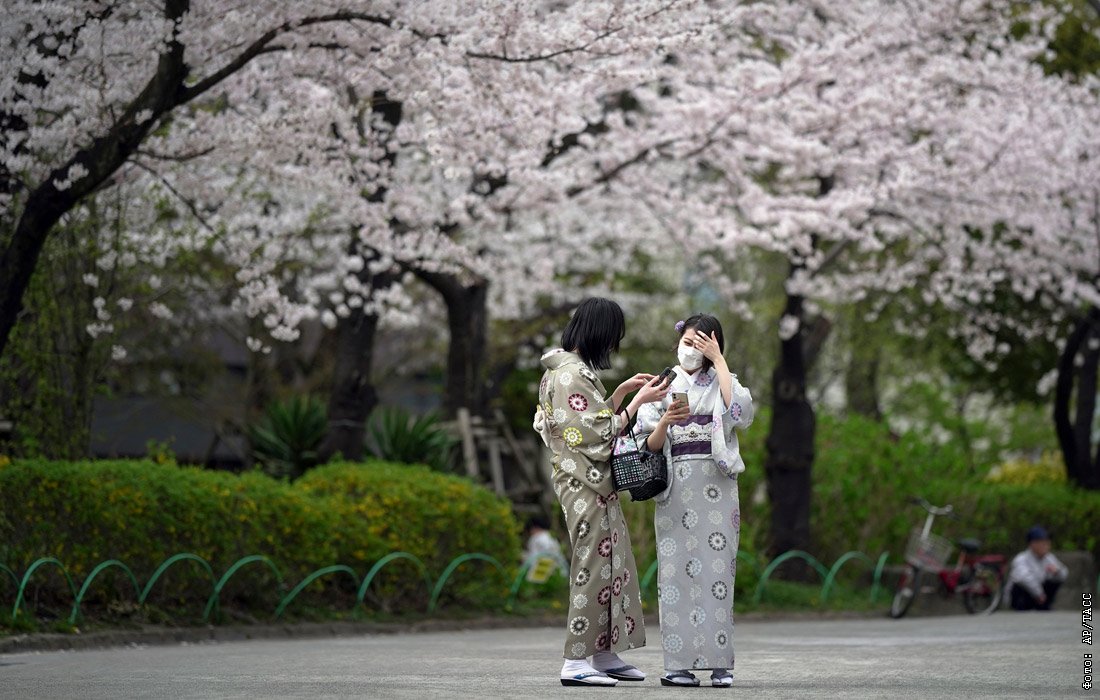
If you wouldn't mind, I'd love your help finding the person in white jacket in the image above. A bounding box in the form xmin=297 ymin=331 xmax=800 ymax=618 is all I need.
xmin=1007 ymin=526 xmax=1069 ymax=611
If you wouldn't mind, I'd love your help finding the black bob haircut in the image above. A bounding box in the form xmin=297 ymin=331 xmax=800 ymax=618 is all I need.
xmin=561 ymin=297 xmax=626 ymax=371
xmin=679 ymin=313 xmax=725 ymax=373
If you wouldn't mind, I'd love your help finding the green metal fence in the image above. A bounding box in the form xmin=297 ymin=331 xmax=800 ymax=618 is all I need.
xmin=3 ymin=548 xmax=901 ymax=625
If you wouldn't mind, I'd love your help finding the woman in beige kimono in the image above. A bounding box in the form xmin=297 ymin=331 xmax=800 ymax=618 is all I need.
xmin=534 ymin=297 xmax=670 ymax=687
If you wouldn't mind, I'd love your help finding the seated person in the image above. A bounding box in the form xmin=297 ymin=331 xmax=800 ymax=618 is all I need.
xmin=522 ymin=515 xmax=567 ymax=574
xmin=1007 ymin=526 xmax=1069 ymax=611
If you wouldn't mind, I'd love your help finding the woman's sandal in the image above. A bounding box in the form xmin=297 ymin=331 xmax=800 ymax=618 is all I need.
xmin=710 ymin=670 xmax=734 ymax=687
xmin=602 ymin=665 xmax=646 ymax=681
xmin=560 ymin=671 xmax=618 ymax=687
xmin=660 ymin=670 xmax=701 ymax=687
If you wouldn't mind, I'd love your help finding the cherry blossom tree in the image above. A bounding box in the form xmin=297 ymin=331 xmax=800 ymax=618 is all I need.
xmin=582 ymin=0 xmax=1100 ymax=549
xmin=0 ymin=0 xmax=697 ymax=357
xmin=1 ymin=0 xmax=710 ymax=458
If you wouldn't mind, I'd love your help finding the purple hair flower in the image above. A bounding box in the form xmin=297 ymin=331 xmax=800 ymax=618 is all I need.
xmin=674 ymin=320 xmax=685 ymax=332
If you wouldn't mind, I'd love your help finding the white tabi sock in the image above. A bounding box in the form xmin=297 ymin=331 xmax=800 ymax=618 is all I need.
xmin=562 ymin=658 xmax=598 ymax=676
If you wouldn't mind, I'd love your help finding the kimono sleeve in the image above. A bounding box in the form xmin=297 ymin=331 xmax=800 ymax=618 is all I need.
xmin=719 ymin=376 xmax=754 ymax=431
xmin=634 ymin=400 xmax=664 ymax=445
xmin=552 ymin=367 xmax=621 ymax=492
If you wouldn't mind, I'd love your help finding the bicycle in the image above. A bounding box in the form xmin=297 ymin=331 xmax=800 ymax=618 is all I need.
xmin=889 ymin=497 xmax=1007 ymax=618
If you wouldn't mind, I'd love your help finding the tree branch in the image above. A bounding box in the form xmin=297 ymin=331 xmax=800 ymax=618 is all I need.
xmin=130 ymin=160 xmax=217 ymax=234
xmin=135 ymin=145 xmax=216 ymax=162
xmin=566 ymin=139 xmax=677 ymax=198
xmin=179 ymin=11 xmax=393 ymax=103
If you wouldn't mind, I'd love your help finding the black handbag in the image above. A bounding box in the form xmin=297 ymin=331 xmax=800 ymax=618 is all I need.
xmin=610 ymin=424 xmax=669 ymax=501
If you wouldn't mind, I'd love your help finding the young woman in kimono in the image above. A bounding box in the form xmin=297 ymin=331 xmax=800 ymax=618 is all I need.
xmin=636 ymin=313 xmax=755 ymax=688
xmin=533 ymin=297 xmax=670 ymax=687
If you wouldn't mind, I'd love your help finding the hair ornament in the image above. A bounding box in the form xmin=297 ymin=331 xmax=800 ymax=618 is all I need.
xmin=674 ymin=320 xmax=685 ymax=332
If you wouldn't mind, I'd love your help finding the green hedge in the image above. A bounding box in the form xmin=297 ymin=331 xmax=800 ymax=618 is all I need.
xmin=622 ymin=411 xmax=1100 ymax=579
xmin=0 ymin=458 xmax=519 ymax=615
xmin=297 ymin=462 xmax=520 ymax=600
xmin=919 ymin=481 xmax=1100 ymax=559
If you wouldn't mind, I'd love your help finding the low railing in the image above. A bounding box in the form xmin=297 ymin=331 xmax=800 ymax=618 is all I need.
xmin=3 ymin=548 xmax=901 ymax=626
xmin=4 ymin=551 xmax=512 ymax=624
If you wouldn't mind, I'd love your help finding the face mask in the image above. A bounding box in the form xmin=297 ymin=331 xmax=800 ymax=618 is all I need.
xmin=677 ymin=345 xmax=704 ymax=371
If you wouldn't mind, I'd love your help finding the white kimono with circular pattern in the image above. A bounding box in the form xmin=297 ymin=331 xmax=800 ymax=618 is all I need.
xmin=636 ymin=365 xmax=754 ymax=672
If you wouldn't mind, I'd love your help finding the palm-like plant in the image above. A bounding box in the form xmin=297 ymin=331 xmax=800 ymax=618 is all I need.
xmin=367 ymin=407 xmax=457 ymax=472
xmin=249 ymin=395 xmax=328 ymax=479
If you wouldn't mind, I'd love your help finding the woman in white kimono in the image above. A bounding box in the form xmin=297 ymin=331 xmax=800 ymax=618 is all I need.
xmin=636 ymin=313 xmax=754 ymax=688
xmin=534 ymin=297 xmax=670 ymax=687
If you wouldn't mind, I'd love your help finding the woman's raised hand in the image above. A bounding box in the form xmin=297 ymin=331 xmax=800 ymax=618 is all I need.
xmin=616 ymin=373 xmax=656 ymax=396
xmin=634 ymin=374 xmax=671 ymax=405
xmin=695 ymin=331 xmax=724 ymax=363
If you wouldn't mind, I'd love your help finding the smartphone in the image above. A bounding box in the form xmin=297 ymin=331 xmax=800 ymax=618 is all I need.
xmin=656 ymin=366 xmax=674 ymax=385
xmin=671 ymin=391 xmax=689 ymax=411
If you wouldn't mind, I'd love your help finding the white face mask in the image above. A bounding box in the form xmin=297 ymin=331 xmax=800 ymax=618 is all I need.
xmin=677 ymin=345 xmax=704 ymax=371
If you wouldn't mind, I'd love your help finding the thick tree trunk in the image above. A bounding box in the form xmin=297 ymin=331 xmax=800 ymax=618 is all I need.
xmin=764 ymin=285 xmax=817 ymax=560
xmin=415 ymin=270 xmax=489 ymax=417
xmin=764 ymin=177 xmax=838 ymax=563
xmin=319 ymin=287 xmax=389 ymax=462
xmin=1054 ymin=307 xmax=1100 ymax=489
xmin=318 ymin=90 xmax=402 ymax=461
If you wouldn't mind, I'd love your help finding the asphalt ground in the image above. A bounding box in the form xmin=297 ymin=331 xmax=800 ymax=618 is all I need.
xmin=0 ymin=611 xmax=1085 ymax=699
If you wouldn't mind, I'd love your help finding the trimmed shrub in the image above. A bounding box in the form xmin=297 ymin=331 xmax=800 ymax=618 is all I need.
xmin=297 ymin=462 xmax=520 ymax=606
xmin=0 ymin=458 xmax=520 ymax=617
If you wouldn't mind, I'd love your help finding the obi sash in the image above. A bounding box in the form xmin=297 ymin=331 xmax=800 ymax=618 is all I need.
xmin=668 ymin=415 xmax=714 ymax=458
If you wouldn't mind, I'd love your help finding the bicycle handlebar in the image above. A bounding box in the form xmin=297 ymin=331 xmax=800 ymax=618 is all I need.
xmin=909 ymin=496 xmax=954 ymax=516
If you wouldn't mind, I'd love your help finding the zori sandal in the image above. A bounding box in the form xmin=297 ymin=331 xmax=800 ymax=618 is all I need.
xmin=560 ymin=671 xmax=618 ymax=687
xmin=710 ymin=670 xmax=734 ymax=687
xmin=602 ymin=665 xmax=646 ymax=681
xmin=660 ymin=670 xmax=701 ymax=687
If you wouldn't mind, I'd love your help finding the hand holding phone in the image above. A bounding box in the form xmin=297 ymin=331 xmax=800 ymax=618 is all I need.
xmin=665 ymin=392 xmax=691 ymax=424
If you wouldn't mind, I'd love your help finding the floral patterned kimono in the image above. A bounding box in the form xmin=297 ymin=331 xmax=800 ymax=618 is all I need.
xmin=636 ymin=365 xmax=754 ymax=672
xmin=533 ymin=349 xmax=646 ymax=659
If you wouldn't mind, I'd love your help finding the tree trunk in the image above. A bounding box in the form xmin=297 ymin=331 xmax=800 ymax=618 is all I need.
xmin=318 ymin=285 xmax=390 ymax=462
xmin=415 ymin=270 xmax=489 ymax=417
xmin=764 ymin=283 xmax=817 ymax=561
xmin=318 ymin=90 xmax=402 ymax=461
xmin=1054 ymin=307 xmax=1100 ymax=489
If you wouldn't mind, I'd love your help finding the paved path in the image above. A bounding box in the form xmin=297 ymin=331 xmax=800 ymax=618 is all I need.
xmin=0 ymin=612 xmax=1085 ymax=698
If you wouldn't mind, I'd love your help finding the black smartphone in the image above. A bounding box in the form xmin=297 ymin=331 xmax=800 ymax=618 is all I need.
xmin=656 ymin=366 xmax=674 ymax=385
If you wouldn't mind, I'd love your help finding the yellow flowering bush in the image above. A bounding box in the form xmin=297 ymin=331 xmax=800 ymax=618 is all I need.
xmin=297 ymin=462 xmax=520 ymax=607
xmin=985 ymin=451 xmax=1067 ymax=485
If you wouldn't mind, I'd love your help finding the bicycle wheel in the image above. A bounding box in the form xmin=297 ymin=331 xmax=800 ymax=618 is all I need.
xmin=962 ymin=565 xmax=1002 ymax=615
xmin=890 ymin=565 xmax=923 ymax=618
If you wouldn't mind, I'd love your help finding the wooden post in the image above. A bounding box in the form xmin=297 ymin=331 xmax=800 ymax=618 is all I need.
xmin=487 ymin=438 xmax=506 ymax=496
xmin=457 ymin=407 xmax=479 ymax=480
xmin=494 ymin=408 xmax=537 ymax=485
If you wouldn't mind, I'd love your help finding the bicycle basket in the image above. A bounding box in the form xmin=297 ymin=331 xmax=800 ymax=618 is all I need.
xmin=904 ymin=528 xmax=954 ymax=570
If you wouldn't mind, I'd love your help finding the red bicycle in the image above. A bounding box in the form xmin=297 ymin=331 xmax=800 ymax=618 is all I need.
xmin=890 ymin=497 xmax=1006 ymax=618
